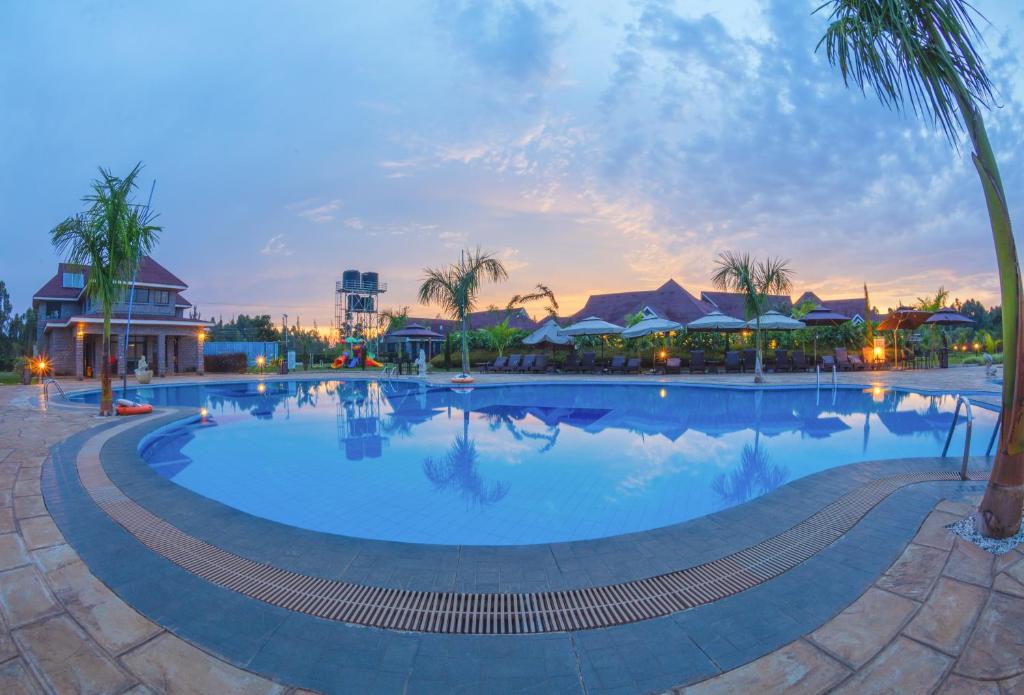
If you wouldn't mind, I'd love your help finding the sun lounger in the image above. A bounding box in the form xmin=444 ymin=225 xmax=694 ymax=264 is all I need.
xmin=791 ymin=350 xmax=808 ymax=371
xmin=848 ymin=354 xmax=867 ymax=370
xmin=689 ymin=350 xmax=706 ymax=373
xmin=665 ymin=357 xmax=681 ymax=374
xmin=724 ymin=351 xmax=741 ymax=372
xmin=834 ymin=348 xmax=854 ymax=371
xmin=774 ymin=349 xmax=790 ymax=372
xmin=520 ymin=354 xmax=536 ymax=372
xmin=607 ymin=355 xmax=626 ymax=373
xmin=530 ymin=354 xmax=548 ymax=373
xmin=625 ymin=357 xmax=641 ymax=374
xmin=484 ymin=355 xmax=508 ymax=372
xmin=580 ymin=352 xmax=597 ymax=373
xmin=741 ymin=348 xmax=757 ymax=373
xmin=821 ymin=355 xmax=837 ymax=371
xmin=563 ymin=353 xmax=580 ymax=373
xmin=504 ymin=354 xmax=522 ymax=372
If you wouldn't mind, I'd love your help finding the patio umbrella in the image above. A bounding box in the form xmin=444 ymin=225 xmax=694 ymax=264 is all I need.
xmin=523 ymin=319 xmax=574 ymax=347
xmin=745 ymin=311 xmax=805 ymax=370
xmin=622 ymin=316 xmax=682 ymax=367
xmin=925 ymin=306 xmax=975 ymax=359
xmin=558 ymin=316 xmax=624 ymax=357
xmin=800 ymin=305 xmax=851 ymax=362
xmin=878 ymin=307 xmax=932 ymax=369
xmin=686 ymin=310 xmax=745 ymax=353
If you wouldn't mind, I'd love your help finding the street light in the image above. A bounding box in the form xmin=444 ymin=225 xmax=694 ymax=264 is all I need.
xmin=256 ymin=355 xmax=266 ymax=375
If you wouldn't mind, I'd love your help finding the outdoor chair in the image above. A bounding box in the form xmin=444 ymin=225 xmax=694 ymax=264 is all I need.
xmin=821 ymin=355 xmax=837 ymax=371
xmin=741 ymin=348 xmax=757 ymax=373
xmin=607 ymin=355 xmax=626 ymax=373
xmin=791 ymin=350 xmax=809 ymax=371
xmin=848 ymin=354 xmax=867 ymax=370
xmin=563 ymin=353 xmax=580 ymax=373
xmin=520 ymin=354 xmax=536 ymax=372
xmin=665 ymin=357 xmax=682 ymax=374
xmin=531 ymin=354 xmax=549 ymax=373
xmin=774 ymin=349 xmax=790 ymax=372
xmin=724 ymin=351 xmax=741 ymax=373
xmin=625 ymin=357 xmax=641 ymax=374
xmin=689 ymin=350 xmax=707 ymax=373
xmin=580 ymin=352 xmax=598 ymax=373
xmin=504 ymin=354 xmax=522 ymax=372
xmin=834 ymin=348 xmax=854 ymax=371
xmin=484 ymin=355 xmax=508 ymax=372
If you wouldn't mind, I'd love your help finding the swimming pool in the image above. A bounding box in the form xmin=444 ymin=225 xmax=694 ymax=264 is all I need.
xmin=74 ymin=380 xmax=996 ymax=545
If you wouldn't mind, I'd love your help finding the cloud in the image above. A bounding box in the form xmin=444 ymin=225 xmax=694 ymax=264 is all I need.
xmin=498 ymin=247 xmax=528 ymax=271
xmin=292 ymin=199 xmax=342 ymax=223
xmin=260 ymin=234 xmax=292 ymax=256
xmin=436 ymin=0 xmax=564 ymax=81
xmin=343 ymin=217 xmax=364 ymax=230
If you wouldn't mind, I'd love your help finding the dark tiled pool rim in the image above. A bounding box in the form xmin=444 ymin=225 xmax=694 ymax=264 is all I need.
xmin=70 ymin=414 xmax=989 ymax=635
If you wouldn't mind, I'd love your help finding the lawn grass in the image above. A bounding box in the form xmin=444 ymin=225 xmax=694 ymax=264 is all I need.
xmin=0 ymin=372 xmax=22 ymax=385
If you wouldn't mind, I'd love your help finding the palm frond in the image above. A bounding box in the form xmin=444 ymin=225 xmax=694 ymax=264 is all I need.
xmin=815 ymin=0 xmax=993 ymax=143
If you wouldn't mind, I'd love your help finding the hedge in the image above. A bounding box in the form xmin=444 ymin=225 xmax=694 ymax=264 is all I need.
xmin=204 ymin=352 xmax=248 ymax=373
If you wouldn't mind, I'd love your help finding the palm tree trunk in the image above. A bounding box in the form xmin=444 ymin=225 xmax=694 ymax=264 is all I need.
xmin=460 ymin=314 xmax=469 ymax=375
xmin=956 ymin=93 xmax=1024 ymax=538
xmin=101 ymin=313 xmax=113 ymax=416
xmin=754 ymin=319 xmax=764 ymax=383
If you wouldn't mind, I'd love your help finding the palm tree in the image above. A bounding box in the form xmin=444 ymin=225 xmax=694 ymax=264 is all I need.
xmin=711 ymin=252 xmax=793 ymax=383
xmin=507 ymin=283 xmax=559 ymax=318
xmin=916 ymin=287 xmax=951 ymax=312
xmin=817 ymin=0 xmax=1021 ymax=538
xmin=50 ymin=164 xmax=160 ymax=416
xmin=418 ymin=248 xmax=508 ymax=377
xmin=380 ymin=306 xmax=410 ymax=333
xmin=481 ymin=319 xmax=522 ymax=358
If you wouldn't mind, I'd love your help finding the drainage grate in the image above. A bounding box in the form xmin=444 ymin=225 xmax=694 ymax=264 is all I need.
xmin=76 ymin=429 xmax=980 ymax=634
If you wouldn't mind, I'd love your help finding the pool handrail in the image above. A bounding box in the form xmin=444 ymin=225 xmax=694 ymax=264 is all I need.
xmin=941 ymin=395 xmax=973 ymax=481
xmin=42 ymin=378 xmax=68 ymax=401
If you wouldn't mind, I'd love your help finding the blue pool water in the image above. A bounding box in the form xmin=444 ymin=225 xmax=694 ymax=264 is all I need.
xmin=74 ymin=380 xmax=997 ymax=545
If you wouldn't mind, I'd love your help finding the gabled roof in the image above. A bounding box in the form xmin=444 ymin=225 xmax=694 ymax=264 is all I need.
xmin=33 ymin=256 xmax=188 ymax=301
xmin=700 ymin=291 xmax=792 ymax=321
xmin=572 ymin=279 xmax=711 ymax=325
xmin=385 ymin=308 xmax=538 ymax=336
xmin=794 ymin=291 xmax=881 ymax=322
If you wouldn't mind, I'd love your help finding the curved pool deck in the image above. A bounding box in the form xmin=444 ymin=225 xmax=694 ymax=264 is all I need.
xmin=3 ymin=368 xmax=1023 ymax=693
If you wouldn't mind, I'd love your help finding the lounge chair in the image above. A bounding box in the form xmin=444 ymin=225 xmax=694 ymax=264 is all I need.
xmin=562 ymin=353 xmax=580 ymax=373
xmin=625 ymin=357 xmax=641 ymax=374
xmin=821 ymin=355 xmax=837 ymax=371
xmin=504 ymin=354 xmax=522 ymax=372
xmin=520 ymin=354 xmax=536 ymax=372
xmin=580 ymin=352 xmax=597 ymax=373
xmin=484 ymin=355 xmax=508 ymax=372
xmin=848 ymin=354 xmax=867 ymax=370
xmin=774 ymin=349 xmax=790 ymax=372
xmin=689 ymin=350 xmax=706 ymax=373
xmin=791 ymin=350 xmax=809 ymax=372
xmin=834 ymin=348 xmax=854 ymax=371
xmin=741 ymin=348 xmax=757 ymax=373
xmin=724 ymin=351 xmax=741 ymax=373
xmin=530 ymin=354 xmax=548 ymax=373
xmin=607 ymin=355 xmax=626 ymax=373
xmin=665 ymin=357 xmax=681 ymax=374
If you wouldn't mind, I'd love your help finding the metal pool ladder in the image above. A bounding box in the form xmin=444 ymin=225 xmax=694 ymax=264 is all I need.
xmin=942 ymin=395 xmax=975 ymax=480
xmin=42 ymin=378 xmax=68 ymax=401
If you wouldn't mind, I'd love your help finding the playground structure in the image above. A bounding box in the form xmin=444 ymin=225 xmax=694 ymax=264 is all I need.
xmin=334 ymin=269 xmax=387 ymax=351
xmin=331 ymin=338 xmax=383 ymax=369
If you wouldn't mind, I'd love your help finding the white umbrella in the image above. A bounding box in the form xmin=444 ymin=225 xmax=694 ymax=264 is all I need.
xmin=745 ymin=310 xmax=805 ymax=330
xmin=523 ymin=319 xmax=574 ymax=346
xmin=687 ymin=310 xmax=746 ymax=332
xmin=621 ymin=316 xmax=682 ymax=339
xmin=558 ymin=316 xmax=624 ymax=336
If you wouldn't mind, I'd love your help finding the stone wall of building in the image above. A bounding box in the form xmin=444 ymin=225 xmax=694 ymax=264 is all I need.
xmin=45 ymin=328 xmax=75 ymax=376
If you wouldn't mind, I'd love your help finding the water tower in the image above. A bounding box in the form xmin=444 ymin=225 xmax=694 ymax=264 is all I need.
xmin=334 ymin=269 xmax=387 ymax=342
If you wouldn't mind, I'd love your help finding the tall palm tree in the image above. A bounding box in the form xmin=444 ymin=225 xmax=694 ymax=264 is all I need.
xmin=711 ymin=252 xmax=794 ymax=383
xmin=506 ymin=283 xmax=559 ymax=318
xmin=818 ymin=0 xmax=1021 ymax=538
xmin=418 ymin=248 xmax=508 ymax=377
xmin=50 ymin=164 xmax=160 ymax=416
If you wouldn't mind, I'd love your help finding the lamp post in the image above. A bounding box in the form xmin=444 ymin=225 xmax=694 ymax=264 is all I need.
xmin=256 ymin=355 xmax=265 ymax=376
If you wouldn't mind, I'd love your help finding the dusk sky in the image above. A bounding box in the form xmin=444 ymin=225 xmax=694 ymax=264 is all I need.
xmin=2 ymin=1 xmax=1022 ymax=330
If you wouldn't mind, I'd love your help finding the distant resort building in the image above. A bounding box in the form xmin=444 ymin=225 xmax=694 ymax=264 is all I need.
xmin=381 ymin=279 xmax=880 ymax=350
xmin=32 ymin=256 xmax=211 ymax=378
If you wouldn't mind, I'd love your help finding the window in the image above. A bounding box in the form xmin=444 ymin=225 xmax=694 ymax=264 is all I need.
xmin=153 ymin=290 xmax=170 ymax=304
xmin=45 ymin=302 xmax=62 ymax=319
xmin=62 ymin=272 xmax=84 ymax=289
xmin=133 ymin=288 xmax=150 ymax=304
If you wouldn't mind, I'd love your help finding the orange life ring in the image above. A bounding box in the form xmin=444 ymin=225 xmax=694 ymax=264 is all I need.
xmin=117 ymin=404 xmax=153 ymax=416
xmin=450 ymin=376 xmax=475 ymax=384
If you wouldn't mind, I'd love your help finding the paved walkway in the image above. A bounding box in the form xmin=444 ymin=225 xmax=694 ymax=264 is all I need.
xmin=0 ymin=366 xmax=1018 ymax=693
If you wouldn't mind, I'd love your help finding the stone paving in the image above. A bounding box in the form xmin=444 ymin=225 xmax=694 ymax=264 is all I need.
xmin=0 ymin=365 xmax=1019 ymax=694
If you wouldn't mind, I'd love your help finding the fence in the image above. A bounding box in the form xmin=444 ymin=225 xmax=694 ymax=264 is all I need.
xmin=203 ymin=341 xmax=279 ymax=366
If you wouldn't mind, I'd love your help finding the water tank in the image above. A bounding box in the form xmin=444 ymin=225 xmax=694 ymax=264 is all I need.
xmin=342 ymin=269 xmax=360 ymax=290
xmin=361 ymin=271 xmax=379 ymax=291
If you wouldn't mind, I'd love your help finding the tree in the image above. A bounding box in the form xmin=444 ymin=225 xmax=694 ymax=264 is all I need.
xmin=418 ymin=248 xmax=508 ymax=377
xmin=50 ymin=163 xmax=160 ymax=415
xmin=916 ymin=286 xmax=951 ymax=312
xmin=711 ymin=252 xmax=794 ymax=382
xmin=818 ymin=0 xmax=1022 ymax=538
xmin=381 ymin=306 xmax=410 ymax=333
xmin=481 ymin=319 xmax=523 ymax=357
xmin=507 ymin=284 xmax=559 ymax=318
xmin=864 ymin=283 xmax=875 ymax=343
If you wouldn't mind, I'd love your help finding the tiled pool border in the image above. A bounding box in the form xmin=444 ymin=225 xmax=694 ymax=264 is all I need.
xmin=44 ymin=415 xmax=991 ymax=692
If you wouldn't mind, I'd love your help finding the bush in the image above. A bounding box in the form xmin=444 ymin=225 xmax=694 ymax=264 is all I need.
xmin=204 ymin=352 xmax=247 ymax=373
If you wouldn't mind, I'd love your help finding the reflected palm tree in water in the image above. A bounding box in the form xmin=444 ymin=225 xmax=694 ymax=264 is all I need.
xmin=423 ymin=410 xmax=510 ymax=506
xmin=483 ymin=410 xmax=560 ymax=453
xmin=712 ymin=440 xmax=789 ymax=508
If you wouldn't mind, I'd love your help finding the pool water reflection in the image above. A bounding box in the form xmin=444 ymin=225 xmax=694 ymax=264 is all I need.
xmin=105 ymin=380 xmax=996 ymax=545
